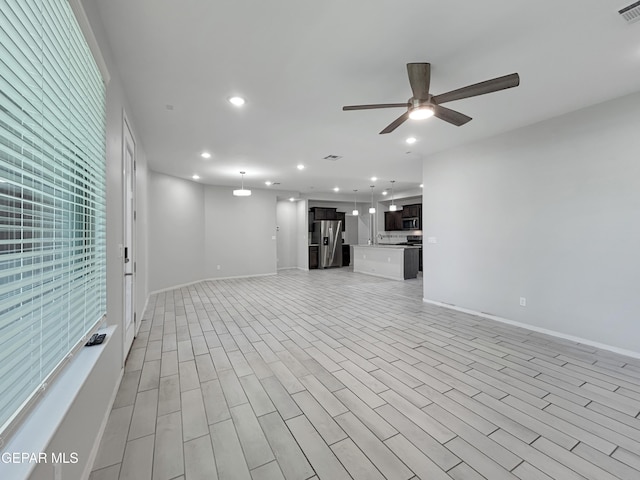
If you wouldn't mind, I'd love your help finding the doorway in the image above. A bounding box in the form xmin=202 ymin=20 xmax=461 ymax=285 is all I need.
xmin=122 ymin=115 xmax=136 ymax=362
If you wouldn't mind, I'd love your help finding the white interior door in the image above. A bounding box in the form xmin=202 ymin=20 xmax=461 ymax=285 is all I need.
xmin=123 ymin=116 xmax=136 ymax=361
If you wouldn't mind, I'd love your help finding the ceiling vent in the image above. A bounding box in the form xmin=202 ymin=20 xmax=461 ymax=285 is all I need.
xmin=619 ymin=1 xmax=640 ymax=23
xmin=323 ymin=154 xmax=342 ymax=161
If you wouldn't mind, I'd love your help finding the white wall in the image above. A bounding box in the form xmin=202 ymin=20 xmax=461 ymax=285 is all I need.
xmin=148 ymin=171 xmax=206 ymax=291
xmin=276 ymin=201 xmax=298 ymax=269
xmin=204 ymin=187 xmax=277 ymax=279
xmin=345 ymin=215 xmax=359 ymax=246
xmin=422 ymin=92 xmax=640 ymax=355
xmin=147 ymin=173 xmax=278 ymax=291
xmin=358 ymin=214 xmax=371 ymax=245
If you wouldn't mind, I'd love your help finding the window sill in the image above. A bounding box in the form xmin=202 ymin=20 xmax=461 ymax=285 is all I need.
xmin=0 ymin=325 xmax=117 ymax=480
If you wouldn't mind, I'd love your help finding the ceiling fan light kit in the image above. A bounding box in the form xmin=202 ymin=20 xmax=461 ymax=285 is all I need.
xmin=409 ymin=105 xmax=434 ymax=120
xmin=343 ymin=62 xmax=520 ymax=134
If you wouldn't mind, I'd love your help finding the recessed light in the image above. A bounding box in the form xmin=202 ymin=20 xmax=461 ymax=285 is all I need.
xmin=289 ymin=197 xmax=295 ymax=202
xmin=406 ymin=137 xmax=417 ymax=144
xmin=382 ymin=191 xmax=388 ymax=196
xmin=192 ymin=174 xmax=200 ymax=180
xmin=228 ymin=96 xmax=245 ymax=106
xmin=333 ymin=187 xmax=339 ymax=192
xmin=201 ymin=152 xmax=211 ymax=159
xmin=297 ymin=164 xmax=305 ymax=170
xmin=265 ymin=181 xmax=272 ymax=186
xmin=420 ymin=184 xmax=424 ymax=188
xmin=370 ymin=176 xmax=377 ymax=182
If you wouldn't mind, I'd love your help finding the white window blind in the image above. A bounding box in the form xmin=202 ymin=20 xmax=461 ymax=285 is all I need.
xmin=0 ymin=0 xmax=106 ymax=435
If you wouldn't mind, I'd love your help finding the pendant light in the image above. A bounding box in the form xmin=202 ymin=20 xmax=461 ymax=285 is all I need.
xmin=233 ymin=171 xmax=251 ymax=196
xmin=389 ymin=180 xmax=402 ymax=212
xmin=369 ymin=185 xmax=376 ymax=214
xmin=352 ymin=189 xmax=359 ymax=216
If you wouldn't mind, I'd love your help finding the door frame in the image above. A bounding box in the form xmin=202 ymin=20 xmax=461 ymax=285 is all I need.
xmin=122 ymin=112 xmax=137 ymax=363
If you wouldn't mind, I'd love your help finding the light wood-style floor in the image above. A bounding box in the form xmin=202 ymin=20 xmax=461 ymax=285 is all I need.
xmin=90 ymin=268 xmax=640 ymax=480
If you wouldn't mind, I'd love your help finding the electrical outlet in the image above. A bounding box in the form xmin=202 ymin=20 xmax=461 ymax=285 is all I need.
xmin=427 ymin=236 xmax=437 ymax=244
xmin=216 ymin=265 xmax=221 ymax=270
xmin=519 ymin=297 xmax=526 ymax=307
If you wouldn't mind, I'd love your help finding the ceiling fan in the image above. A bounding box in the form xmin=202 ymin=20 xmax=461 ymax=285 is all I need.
xmin=342 ymin=63 xmax=520 ymax=134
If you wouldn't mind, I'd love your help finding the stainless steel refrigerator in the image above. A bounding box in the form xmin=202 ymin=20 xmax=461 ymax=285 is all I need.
xmin=312 ymin=220 xmax=342 ymax=268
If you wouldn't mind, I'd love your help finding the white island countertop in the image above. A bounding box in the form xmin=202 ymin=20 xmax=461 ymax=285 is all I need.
xmin=353 ymin=244 xmax=420 ymax=280
xmin=356 ymin=244 xmax=421 ymax=248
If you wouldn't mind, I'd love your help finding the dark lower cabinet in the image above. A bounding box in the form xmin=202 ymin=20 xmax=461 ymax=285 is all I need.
xmin=403 ymin=248 xmax=420 ymax=279
xmin=342 ymin=244 xmax=350 ymax=266
xmin=309 ymin=246 xmax=319 ymax=269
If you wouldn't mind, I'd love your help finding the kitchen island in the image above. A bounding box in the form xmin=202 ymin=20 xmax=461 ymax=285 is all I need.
xmin=352 ymin=245 xmax=420 ymax=281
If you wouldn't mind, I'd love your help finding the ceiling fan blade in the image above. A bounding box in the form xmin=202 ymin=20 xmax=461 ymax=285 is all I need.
xmin=379 ymin=111 xmax=410 ymax=134
xmin=432 ymin=105 xmax=472 ymax=126
xmin=343 ymin=103 xmax=408 ymax=111
xmin=432 ymin=73 xmax=520 ymax=105
xmin=407 ymin=63 xmax=431 ymax=100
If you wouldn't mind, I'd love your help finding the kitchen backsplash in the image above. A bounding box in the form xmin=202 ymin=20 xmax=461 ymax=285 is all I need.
xmin=377 ymin=232 xmax=422 ymax=244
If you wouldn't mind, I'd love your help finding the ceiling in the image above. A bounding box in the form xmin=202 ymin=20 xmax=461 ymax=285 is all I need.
xmin=91 ymin=0 xmax=640 ymax=200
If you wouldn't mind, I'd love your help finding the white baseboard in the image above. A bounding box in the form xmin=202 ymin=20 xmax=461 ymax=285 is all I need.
xmin=148 ymin=278 xmax=208 ymax=295
xmin=149 ymin=272 xmax=278 ymax=295
xmin=423 ymin=298 xmax=640 ymax=360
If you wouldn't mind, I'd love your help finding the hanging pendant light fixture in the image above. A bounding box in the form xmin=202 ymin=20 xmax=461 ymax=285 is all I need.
xmin=369 ymin=185 xmax=376 ymax=214
xmin=352 ymin=189 xmax=359 ymax=216
xmin=233 ymin=171 xmax=251 ymax=196
xmin=389 ymin=180 xmax=402 ymax=212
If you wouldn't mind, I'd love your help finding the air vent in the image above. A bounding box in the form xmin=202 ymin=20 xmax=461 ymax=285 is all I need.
xmin=619 ymin=1 xmax=640 ymax=23
xmin=322 ymin=154 xmax=342 ymax=161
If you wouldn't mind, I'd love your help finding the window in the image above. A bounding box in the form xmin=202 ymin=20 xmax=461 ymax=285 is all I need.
xmin=0 ymin=0 xmax=106 ymax=436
